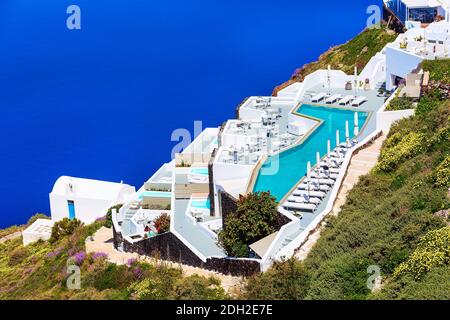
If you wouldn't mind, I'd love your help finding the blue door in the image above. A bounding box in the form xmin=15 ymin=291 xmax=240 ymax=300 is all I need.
xmin=68 ymin=201 xmax=76 ymax=220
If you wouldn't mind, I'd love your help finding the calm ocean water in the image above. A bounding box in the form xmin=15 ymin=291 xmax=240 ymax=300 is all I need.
xmin=0 ymin=0 xmax=377 ymax=228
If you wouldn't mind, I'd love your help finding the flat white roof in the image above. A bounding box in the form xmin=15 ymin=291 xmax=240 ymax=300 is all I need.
xmin=402 ymin=0 xmax=444 ymax=8
xmin=23 ymin=219 xmax=54 ymax=236
xmin=51 ymin=176 xmax=134 ymax=201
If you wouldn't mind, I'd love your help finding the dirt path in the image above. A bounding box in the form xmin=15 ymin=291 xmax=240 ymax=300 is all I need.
xmin=0 ymin=231 xmax=22 ymax=244
xmin=296 ymin=135 xmax=386 ymax=261
xmin=85 ymin=227 xmax=244 ymax=294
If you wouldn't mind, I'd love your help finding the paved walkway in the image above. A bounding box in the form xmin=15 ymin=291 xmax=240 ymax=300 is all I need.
xmin=86 ymin=227 xmax=243 ymax=294
xmin=296 ymin=135 xmax=386 ymax=261
xmin=0 ymin=231 xmax=22 ymax=244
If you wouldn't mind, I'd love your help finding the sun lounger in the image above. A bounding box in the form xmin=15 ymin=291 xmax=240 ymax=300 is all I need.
xmin=321 ymin=166 xmax=340 ymax=174
xmin=351 ymin=96 xmax=367 ymax=107
xmin=338 ymin=95 xmax=355 ymax=105
xmin=292 ymin=190 xmax=326 ymax=198
xmin=325 ymin=94 xmax=343 ymax=104
xmin=311 ymin=92 xmax=327 ymax=103
xmin=287 ymin=195 xmax=321 ymax=205
xmin=311 ymin=172 xmax=339 ymax=180
xmin=298 ymin=184 xmax=331 ymax=192
xmin=282 ymin=202 xmax=317 ymax=212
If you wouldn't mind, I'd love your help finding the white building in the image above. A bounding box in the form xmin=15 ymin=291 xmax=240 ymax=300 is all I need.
xmin=386 ymin=20 xmax=450 ymax=90
xmin=49 ymin=176 xmax=135 ymax=224
xmin=384 ymin=0 xmax=450 ymax=24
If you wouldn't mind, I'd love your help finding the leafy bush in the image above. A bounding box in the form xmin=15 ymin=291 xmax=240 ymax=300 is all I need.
xmin=127 ymin=266 xmax=182 ymax=300
xmin=8 ymin=247 xmax=28 ymax=266
xmin=386 ymin=96 xmax=414 ymax=111
xmin=104 ymin=204 xmax=123 ymax=229
xmin=171 ymin=275 xmax=228 ymax=300
xmin=393 ymin=227 xmax=450 ymax=280
xmin=416 ymin=90 xmax=443 ymax=116
xmin=50 ymin=218 xmax=83 ymax=243
xmin=422 ymin=60 xmax=450 ymax=84
xmin=243 ymin=258 xmax=309 ymax=300
xmin=154 ymin=213 xmax=170 ymax=234
xmin=435 ymin=155 xmax=450 ymax=188
xmin=218 ymin=192 xmax=280 ymax=257
xmin=376 ymin=132 xmax=424 ymax=172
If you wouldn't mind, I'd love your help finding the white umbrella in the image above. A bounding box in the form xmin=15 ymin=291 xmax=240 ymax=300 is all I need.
xmin=354 ymin=66 xmax=358 ymax=97
xmin=336 ymin=130 xmax=341 ymax=157
xmin=327 ymin=140 xmax=331 ymax=168
xmin=354 ymin=112 xmax=359 ymax=142
xmin=316 ymin=152 xmax=321 ymax=186
xmin=307 ymin=161 xmax=311 ymax=197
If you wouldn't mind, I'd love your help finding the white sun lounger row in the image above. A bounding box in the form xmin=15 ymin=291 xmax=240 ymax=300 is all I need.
xmin=292 ymin=189 xmax=326 ymax=198
xmin=298 ymin=183 xmax=331 ymax=192
xmin=320 ymin=166 xmax=341 ymax=174
xmin=282 ymin=202 xmax=317 ymax=212
xmin=287 ymin=195 xmax=321 ymax=205
xmin=311 ymin=172 xmax=339 ymax=180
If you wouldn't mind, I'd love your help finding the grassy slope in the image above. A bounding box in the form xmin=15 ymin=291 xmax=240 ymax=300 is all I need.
xmin=273 ymin=26 xmax=398 ymax=95
xmin=0 ymin=219 xmax=228 ymax=300
xmin=244 ymin=61 xmax=450 ymax=300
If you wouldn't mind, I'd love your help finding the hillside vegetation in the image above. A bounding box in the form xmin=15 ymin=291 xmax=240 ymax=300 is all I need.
xmin=274 ymin=26 xmax=398 ymax=95
xmin=245 ymin=60 xmax=450 ymax=300
xmin=0 ymin=217 xmax=228 ymax=300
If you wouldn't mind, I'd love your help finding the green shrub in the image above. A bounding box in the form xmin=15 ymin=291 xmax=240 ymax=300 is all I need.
xmin=154 ymin=213 xmax=170 ymax=234
xmin=416 ymin=90 xmax=443 ymax=116
xmin=104 ymin=204 xmax=123 ymax=229
xmin=218 ymin=192 xmax=280 ymax=257
xmin=386 ymin=96 xmax=414 ymax=111
xmin=243 ymin=258 xmax=310 ymax=300
xmin=127 ymin=266 xmax=182 ymax=300
xmin=422 ymin=60 xmax=450 ymax=84
xmin=376 ymin=132 xmax=424 ymax=172
xmin=50 ymin=218 xmax=83 ymax=243
xmin=171 ymin=275 xmax=228 ymax=300
xmin=393 ymin=227 xmax=450 ymax=280
xmin=8 ymin=247 xmax=28 ymax=266
xmin=435 ymin=155 xmax=450 ymax=188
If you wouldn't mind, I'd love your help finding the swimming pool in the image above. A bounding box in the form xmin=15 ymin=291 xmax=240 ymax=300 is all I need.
xmin=190 ymin=168 xmax=209 ymax=176
xmin=191 ymin=198 xmax=211 ymax=210
xmin=138 ymin=191 xmax=172 ymax=200
xmin=253 ymin=104 xmax=369 ymax=201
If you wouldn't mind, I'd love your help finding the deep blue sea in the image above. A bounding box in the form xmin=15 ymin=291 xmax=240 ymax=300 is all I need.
xmin=0 ymin=0 xmax=379 ymax=228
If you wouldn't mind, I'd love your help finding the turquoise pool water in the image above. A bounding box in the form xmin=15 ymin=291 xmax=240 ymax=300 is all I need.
xmin=253 ymin=105 xmax=369 ymax=201
xmin=138 ymin=191 xmax=172 ymax=199
xmin=190 ymin=168 xmax=209 ymax=176
xmin=191 ymin=198 xmax=211 ymax=209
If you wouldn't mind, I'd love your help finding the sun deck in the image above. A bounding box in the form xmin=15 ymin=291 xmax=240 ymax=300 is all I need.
xmin=173 ymin=199 xmax=226 ymax=258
